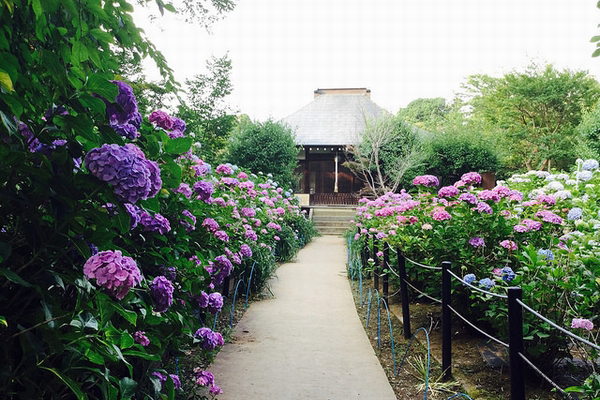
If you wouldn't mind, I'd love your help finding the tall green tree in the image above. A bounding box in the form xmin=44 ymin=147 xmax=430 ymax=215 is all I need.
xmin=344 ymin=113 xmax=426 ymax=195
xmin=463 ymin=64 xmax=600 ymax=171
xmin=177 ymin=54 xmax=237 ymax=163
xmin=398 ymin=97 xmax=449 ymax=132
xmin=226 ymin=119 xmax=298 ymax=187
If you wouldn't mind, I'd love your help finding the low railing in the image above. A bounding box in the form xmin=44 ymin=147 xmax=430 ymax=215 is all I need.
xmin=310 ymin=192 xmax=359 ymax=205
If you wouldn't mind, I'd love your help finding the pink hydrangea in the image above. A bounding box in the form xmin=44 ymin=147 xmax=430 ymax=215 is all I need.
xmin=461 ymin=172 xmax=482 ymax=185
xmin=215 ymin=164 xmax=233 ymax=175
xmin=413 ymin=175 xmax=439 ymax=187
xmin=499 ymin=240 xmax=517 ymax=251
xmin=83 ymin=250 xmax=142 ymax=300
xmin=535 ymin=210 xmax=563 ymax=225
xmin=133 ymin=331 xmax=150 ymax=346
xmin=571 ymin=318 xmax=594 ymax=331
xmin=432 ymin=207 xmax=452 ymax=221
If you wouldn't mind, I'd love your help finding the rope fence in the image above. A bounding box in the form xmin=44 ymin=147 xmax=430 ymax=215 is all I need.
xmin=347 ymin=234 xmax=600 ymax=399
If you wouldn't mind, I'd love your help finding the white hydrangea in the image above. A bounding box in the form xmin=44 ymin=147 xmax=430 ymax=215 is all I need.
xmin=546 ymin=181 xmax=564 ymax=191
xmin=554 ymin=190 xmax=572 ymax=200
xmin=577 ymin=171 xmax=593 ymax=181
xmin=545 ymin=174 xmax=557 ymax=181
xmin=585 ymin=184 xmax=595 ymax=189
xmin=565 ymin=179 xmax=577 ymax=186
xmin=582 ymin=159 xmax=599 ymax=171
xmin=525 ymin=170 xmax=538 ymax=176
xmin=535 ymin=171 xmax=551 ymax=178
xmin=556 ymin=173 xmax=570 ymax=181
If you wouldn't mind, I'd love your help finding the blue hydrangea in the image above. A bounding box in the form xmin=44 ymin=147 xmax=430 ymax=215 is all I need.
xmin=463 ymin=273 xmax=476 ymax=286
xmin=567 ymin=207 xmax=583 ymax=221
xmin=537 ymin=249 xmax=554 ymax=261
xmin=479 ymin=278 xmax=495 ymax=290
xmin=501 ymin=266 xmax=516 ymax=282
xmin=582 ymin=159 xmax=599 ymax=171
xmin=149 ymin=276 xmax=174 ymax=312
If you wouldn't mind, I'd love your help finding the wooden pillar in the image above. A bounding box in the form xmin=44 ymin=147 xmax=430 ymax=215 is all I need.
xmin=304 ymin=147 xmax=310 ymax=194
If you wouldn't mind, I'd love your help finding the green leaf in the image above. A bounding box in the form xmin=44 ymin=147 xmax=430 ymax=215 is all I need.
xmin=32 ymin=0 xmax=43 ymax=18
xmin=593 ymin=48 xmax=600 ymax=58
xmin=140 ymin=197 xmax=160 ymax=213
xmin=591 ymin=36 xmax=600 ymax=43
xmin=120 ymin=332 xmax=134 ymax=349
xmin=165 ymin=375 xmax=175 ymax=399
xmin=115 ymin=207 xmax=131 ymax=234
xmin=89 ymin=28 xmax=114 ymax=44
xmin=164 ymin=3 xmax=176 ymax=12
xmin=1 ymin=110 xmax=18 ymax=134
xmin=60 ymin=0 xmax=77 ymax=15
xmin=110 ymin=303 xmax=137 ymax=326
xmin=0 ymin=316 xmax=7 ymax=327
xmin=78 ymin=93 xmax=106 ymax=116
xmin=85 ymin=349 xmax=105 ymax=365
xmin=122 ymin=350 xmax=160 ymax=361
xmin=0 ymin=241 xmax=12 ymax=263
xmin=164 ymin=137 xmax=192 ymax=154
xmin=160 ymin=161 xmax=182 ymax=189
xmin=0 ymin=268 xmax=32 ymax=287
xmin=40 ymin=366 xmax=88 ymax=400
xmin=0 ymin=70 xmax=14 ymax=92
xmin=1 ymin=93 xmax=24 ymax=117
xmin=119 ymin=377 xmax=137 ymax=399
xmin=85 ymin=74 xmax=117 ymax=100
xmin=72 ymin=41 xmax=88 ymax=64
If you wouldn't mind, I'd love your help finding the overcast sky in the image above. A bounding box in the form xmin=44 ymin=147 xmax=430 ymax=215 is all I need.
xmin=134 ymin=0 xmax=600 ymax=121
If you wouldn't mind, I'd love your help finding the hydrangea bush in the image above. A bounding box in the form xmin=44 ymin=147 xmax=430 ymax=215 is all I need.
xmin=0 ymin=77 xmax=316 ymax=398
xmin=352 ymin=163 xmax=600 ymax=368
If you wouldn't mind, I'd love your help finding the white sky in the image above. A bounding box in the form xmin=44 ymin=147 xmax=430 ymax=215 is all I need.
xmin=134 ymin=0 xmax=600 ymax=121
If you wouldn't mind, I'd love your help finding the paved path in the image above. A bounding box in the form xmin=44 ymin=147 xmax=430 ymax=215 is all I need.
xmin=211 ymin=236 xmax=396 ymax=400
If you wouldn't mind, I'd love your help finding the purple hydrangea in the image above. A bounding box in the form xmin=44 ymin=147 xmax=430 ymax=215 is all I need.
xmin=133 ymin=331 xmax=150 ymax=346
xmin=432 ymin=209 xmax=452 ymax=221
xmin=567 ymin=207 xmax=583 ymax=221
xmin=149 ymin=276 xmax=175 ymax=312
xmin=202 ymin=218 xmax=220 ymax=233
xmin=478 ymin=190 xmax=501 ymax=203
xmin=193 ymin=180 xmax=213 ymax=202
xmin=523 ymin=219 xmax=543 ymax=231
xmin=513 ymin=225 xmax=528 ymax=233
xmin=194 ymin=327 xmax=224 ymax=349
xmin=106 ymin=81 xmax=138 ymax=125
xmin=207 ymin=292 xmax=224 ymax=314
xmin=174 ymin=183 xmax=192 ymax=199
xmin=125 ymin=203 xmax=143 ymax=229
xmin=85 ymin=143 xmax=161 ymax=204
xmin=148 ymin=110 xmax=174 ymax=131
xmin=214 ymin=230 xmax=229 ymax=242
xmin=193 ymin=368 xmax=222 ymax=394
xmin=438 ymin=186 xmax=459 ymax=197
xmin=140 ymin=212 xmax=172 ymax=234
xmin=458 ymin=193 xmax=478 ymax=205
xmin=535 ymin=210 xmax=563 ymax=225
xmin=241 ymin=208 xmax=256 ymax=217
xmin=83 ymin=250 xmax=142 ymax=300
xmin=469 ymin=237 xmax=485 ymax=248
xmin=212 ymin=255 xmax=233 ymax=285
xmin=474 ymin=202 xmax=493 ymax=214
xmin=170 ymin=374 xmax=181 ymax=390
xmin=172 ymin=117 xmax=186 ymax=134
xmin=221 ymin=177 xmax=239 ymax=186
xmin=180 ymin=209 xmax=196 ymax=231
xmin=461 ymin=172 xmax=482 ymax=185
xmin=240 ymin=244 xmax=253 ymax=258
xmin=266 ymin=222 xmax=282 ymax=231
xmin=18 ymin=122 xmax=41 ymax=152
xmin=245 ymin=229 xmax=258 ymax=241
xmin=413 ymin=175 xmax=439 ymax=187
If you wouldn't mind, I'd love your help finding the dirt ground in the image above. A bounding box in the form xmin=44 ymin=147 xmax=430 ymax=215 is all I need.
xmin=350 ymin=279 xmax=565 ymax=399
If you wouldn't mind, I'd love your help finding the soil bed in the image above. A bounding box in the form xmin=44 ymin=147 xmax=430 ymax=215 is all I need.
xmin=350 ymin=278 xmax=564 ymax=399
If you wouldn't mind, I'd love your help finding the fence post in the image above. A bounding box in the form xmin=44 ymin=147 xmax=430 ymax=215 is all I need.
xmin=373 ymin=241 xmax=379 ymax=291
xmin=508 ymin=287 xmax=525 ymax=400
xmin=441 ymin=261 xmax=452 ymax=381
xmin=383 ymin=242 xmax=389 ymax=302
xmin=398 ymin=251 xmax=411 ymax=339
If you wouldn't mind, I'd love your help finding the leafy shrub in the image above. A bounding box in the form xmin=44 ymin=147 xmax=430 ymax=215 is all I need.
xmin=226 ymin=119 xmax=298 ymax=188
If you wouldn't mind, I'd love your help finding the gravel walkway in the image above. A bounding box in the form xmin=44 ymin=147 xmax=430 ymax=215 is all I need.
xmin=210 ymin=235 xmax=396 ymax=399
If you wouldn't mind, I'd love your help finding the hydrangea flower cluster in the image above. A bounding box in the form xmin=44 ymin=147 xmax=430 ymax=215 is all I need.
xmin=479 ymin=278 xmax=495 ymax=290
xmin=438 ymin=186 xmax=459 ymax=197
xmin=202 ymin=218 xmax=220 ymax=233
xmin=211 ymin=255 xmax=233 ymax=285
xmin=83 ymin=250 xmax=142 ymax=300
xmin=461 ymin=172 xmax=482 ymax=185
xmin=413 ymin=175 xmax=439 ymax=187
xmin=239 ymin=244 xmax=253 ymax=258
xmin=180 ymin=210 xmax=196 ymax=231
xmin=194 ymin=327 xmax=224 ymax=349
xmin=148 ymin=110 xmax=186 ymax=138
xmin=216 ymin=164 xmax=233 ymax=175
xmin=133 ymin=331 xmax=150 ymax=347
xmin=582 ymin=159 xmax=599 ymax=171
xmin=140 ymin=212 xmax=172 ymax=234
xmin=571 ymin=318 xmax=594 ymax=331
xmin=567 ymin=207 xmax=583 ymax=221
xmin=193 ymin=369 xmax=222 ymax=394
xmin=469 ymin=237 xmax=485 ymax=248
xmin=152 ymin=372 xmax=181 ymax=390
xmin=207 ymin=292 xmax=224 ymax=314
xmin=193 ymin=180 xmax=213 ymax=202
xmin=85 ymin=143 xmax=161 ymax=204
xmin=537 ymin=249 xmax=554 ymax=261
xmin=501 ymin=266 xmax=516 ymax=282
xmin=149 ymin=276 xmax=175 ymax=312
xmin=463 ymin=274 xmax=476 ymax=285
xmin=499 ymin=240 xmax=517 ymax=251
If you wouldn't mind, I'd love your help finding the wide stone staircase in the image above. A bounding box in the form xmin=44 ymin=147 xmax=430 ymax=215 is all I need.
xmin=311 ymin=206 xmax=357 ymax=236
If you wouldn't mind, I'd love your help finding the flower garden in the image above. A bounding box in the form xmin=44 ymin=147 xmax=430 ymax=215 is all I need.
xmin=0 ymin=81 xmax=317 ymax=398
xmin=351 ymin=161 xmax=600 ymax=394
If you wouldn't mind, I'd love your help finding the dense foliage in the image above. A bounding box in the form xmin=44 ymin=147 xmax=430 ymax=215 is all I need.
xmin=226 ymin=118 xmax=298 ymax=188
xmin=0 ymin=1 xmax=315 ymax=398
